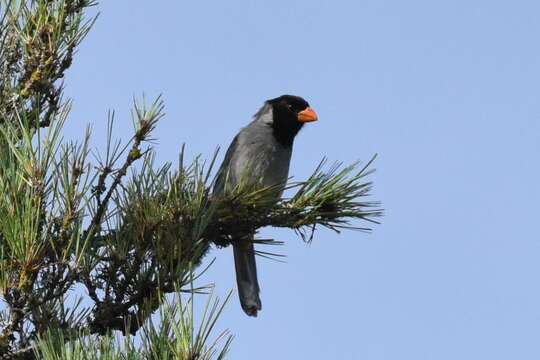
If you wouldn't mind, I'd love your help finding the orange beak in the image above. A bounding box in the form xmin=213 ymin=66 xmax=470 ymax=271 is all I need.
xmin=297 ymin=107 xmax=318 ymax=123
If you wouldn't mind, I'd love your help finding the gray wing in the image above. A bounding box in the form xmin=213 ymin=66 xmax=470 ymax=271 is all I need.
xmin=213 ymin=133 xmax=240 ymax=196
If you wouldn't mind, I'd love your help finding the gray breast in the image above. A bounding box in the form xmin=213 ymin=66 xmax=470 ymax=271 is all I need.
xmin=231 ymin=122 xmax=293 ymax=192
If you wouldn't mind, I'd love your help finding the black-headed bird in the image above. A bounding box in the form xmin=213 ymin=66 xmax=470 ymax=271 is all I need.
xmin=213 ymin=95 xmax=318 ymax=316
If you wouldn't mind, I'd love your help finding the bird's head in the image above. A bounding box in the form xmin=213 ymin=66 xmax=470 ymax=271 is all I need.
xmin=266 ymin=94 xmax=318 ymax=146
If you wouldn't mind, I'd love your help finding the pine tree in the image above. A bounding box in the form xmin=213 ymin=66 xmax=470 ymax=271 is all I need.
xmin=0 ymin=1 xmax=381 ymax=359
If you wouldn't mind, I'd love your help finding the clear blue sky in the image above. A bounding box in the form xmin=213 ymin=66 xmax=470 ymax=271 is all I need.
xmin=64 ymin=1 xmax=540 ymax=359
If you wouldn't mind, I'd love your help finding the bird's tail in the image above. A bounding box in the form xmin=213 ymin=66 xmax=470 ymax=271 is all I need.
xmin=233 ymin=237 xmax=262 ymax=317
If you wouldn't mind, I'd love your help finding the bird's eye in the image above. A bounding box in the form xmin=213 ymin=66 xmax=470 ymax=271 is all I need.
xmin=287 ymin=104 xmax=294 ymax=111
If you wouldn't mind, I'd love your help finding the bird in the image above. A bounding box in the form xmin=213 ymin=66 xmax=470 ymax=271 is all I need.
xmin=213 ymin=95 xmax=318 ymax=317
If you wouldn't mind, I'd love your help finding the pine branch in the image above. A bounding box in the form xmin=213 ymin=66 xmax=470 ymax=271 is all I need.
xmin=210 ymin=156 xmax=382 ymax=246
xmin=0 ymin=0 xmax=97 ymax=133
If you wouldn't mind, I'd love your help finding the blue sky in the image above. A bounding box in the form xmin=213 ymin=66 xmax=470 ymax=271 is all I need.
xmin=64 ymin=1 xmax=540 ymax=359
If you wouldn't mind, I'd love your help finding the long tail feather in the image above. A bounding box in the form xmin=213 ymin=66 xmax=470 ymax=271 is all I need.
xmin=233 ymin=237 xmax=262 ymax=317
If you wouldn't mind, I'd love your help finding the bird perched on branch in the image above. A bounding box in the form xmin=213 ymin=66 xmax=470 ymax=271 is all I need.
xmin=213 ymin=95 xmax=318 ymax=317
